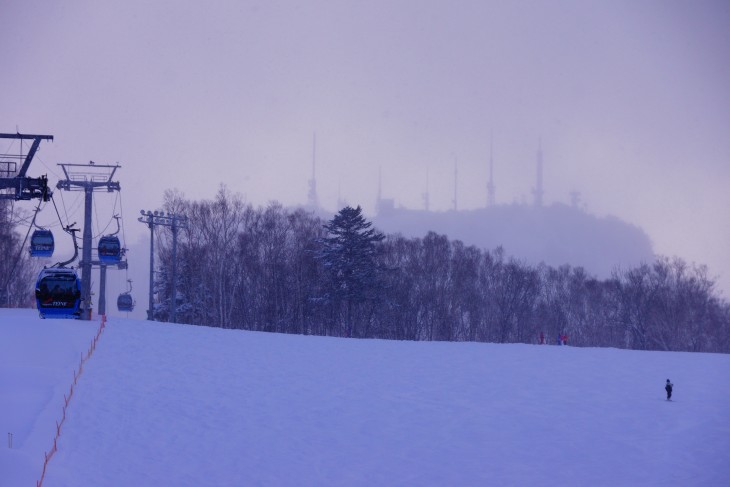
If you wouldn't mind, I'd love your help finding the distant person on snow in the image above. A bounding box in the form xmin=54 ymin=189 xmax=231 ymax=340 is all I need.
xmin=665 ymin=379 xmax=674 ymax=400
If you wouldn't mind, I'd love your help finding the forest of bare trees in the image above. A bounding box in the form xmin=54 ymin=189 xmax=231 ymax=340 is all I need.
xmin=1 ymin=200 xmax=39 ymax=308
xmin=2 ymin=193 xmax=728 ymax=353
xmin=148 ymin=188 xmax=730 ymax=354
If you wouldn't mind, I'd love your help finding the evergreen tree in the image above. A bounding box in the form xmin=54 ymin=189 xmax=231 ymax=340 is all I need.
xmin=317 ymin=206 xmax=384 ymax=336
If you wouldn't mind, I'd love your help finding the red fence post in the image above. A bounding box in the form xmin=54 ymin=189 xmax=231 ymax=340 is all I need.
xmin=38 ymin=314 xmax=108 ymax=486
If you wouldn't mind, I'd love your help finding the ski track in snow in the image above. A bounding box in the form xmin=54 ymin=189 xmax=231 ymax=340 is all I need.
xmin=2 ymin=309 xmax=730 ymax=486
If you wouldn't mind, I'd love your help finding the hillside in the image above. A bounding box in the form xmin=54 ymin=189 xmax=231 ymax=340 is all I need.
xmin=374 ymin=204 xmax=655 ymax=277
xmin=2 ymin=309 xmax=729 ymax=486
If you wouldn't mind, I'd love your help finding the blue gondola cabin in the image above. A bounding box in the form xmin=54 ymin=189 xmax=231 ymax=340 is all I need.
xmin=35 ymin=267 xmax=82 ymax=319
xmin=98 ymin=235 xmax=121 ymax=264
xmin=30 ymin=229 xmax=54 ymax=257
xmin=117 ymin=293 xmax=135 ymax=312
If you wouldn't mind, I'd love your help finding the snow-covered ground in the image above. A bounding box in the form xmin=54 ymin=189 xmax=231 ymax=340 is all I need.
xmin=2 ymin=309 xmax=729 ymax=487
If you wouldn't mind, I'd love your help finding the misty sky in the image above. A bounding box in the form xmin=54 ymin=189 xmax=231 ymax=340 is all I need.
xmin=3 ymin=0 xmax=730 ymax=295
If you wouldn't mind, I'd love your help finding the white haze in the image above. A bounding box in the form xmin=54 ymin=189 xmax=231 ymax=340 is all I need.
xmin=2 ymin=0 xmax=730 ymax=297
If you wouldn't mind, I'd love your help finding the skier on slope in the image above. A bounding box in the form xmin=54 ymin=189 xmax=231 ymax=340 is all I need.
xmin=665 ymin=379 xmax=674 ymax=401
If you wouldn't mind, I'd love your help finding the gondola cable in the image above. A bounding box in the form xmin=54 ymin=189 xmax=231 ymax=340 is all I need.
xmin=49 ymin=194 xmax=83 ymax=261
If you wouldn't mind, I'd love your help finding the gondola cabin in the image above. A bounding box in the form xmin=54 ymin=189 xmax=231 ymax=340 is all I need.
xmin=35 ymin=267 xmax=81 ymax=319
xmin=98 ymin=235 xmax=121 ymax=263
xmin=117 ymin=293 xmax=135 ymax=312
xmin=30 ymin=229 xmax=54 ymax=257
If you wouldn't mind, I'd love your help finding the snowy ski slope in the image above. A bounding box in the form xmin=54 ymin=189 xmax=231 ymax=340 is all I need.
xmin=2 ymin=309 xmax=729 ymax=486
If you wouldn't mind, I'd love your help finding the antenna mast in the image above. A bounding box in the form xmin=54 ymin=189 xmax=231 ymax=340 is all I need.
xmin=532 ymin=139 xmax=544 ymax=207
xmin=487 ymin=133 xmax=496 ymax=207
xmin=307 ymin=133 xmax=319 ymax=208
xmin=453 ymin=155 xmax=458 ymax=211
xmin=422 ymin=168 xmax=430 ymax=211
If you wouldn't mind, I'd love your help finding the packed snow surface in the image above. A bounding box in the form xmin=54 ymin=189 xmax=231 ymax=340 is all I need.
xmin=2 ymin=309 xmax=729 ymax=486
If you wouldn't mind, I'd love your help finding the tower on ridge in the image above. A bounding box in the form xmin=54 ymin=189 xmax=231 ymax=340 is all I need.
xmin=422 ymin=168 xmax=430 ymax=211
xmin=453 ymin=155 xmax=458 ymax=211
xmin=307 ymin=133 xmax=319 ymax=209
xmin=487 ymin=134 xmax=496 ymax=207
xmin=532 ymin=139 xmax=544 ymax=207
xmin=376 ymin=166 xmax=394 ymax=215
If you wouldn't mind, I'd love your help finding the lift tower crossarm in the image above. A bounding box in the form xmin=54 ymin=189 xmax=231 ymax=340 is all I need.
xmin=0 ymin=133 xmax=55 ymax=176
xmin=56 ymin=162 xmax=121 ymax=192
xmin=0 ymin=132 xmax=54 ymax=201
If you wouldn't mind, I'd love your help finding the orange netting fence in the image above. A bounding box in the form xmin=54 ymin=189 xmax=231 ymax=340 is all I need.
xmin=36 ymin=315 xmax=107 ymax=487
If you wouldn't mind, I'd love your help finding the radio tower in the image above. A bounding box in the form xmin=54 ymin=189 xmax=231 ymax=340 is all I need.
xmin=422 ymin=169 xmax=430 ymax=211
xmin=532 ymin=139 xmax=544 ymax=207
xmin=307 ymin=133 xmax=319 ymax=209
xmin=487 ymin=135 xmax=496 ymax=207
xmin=452 ymin=155 xmax=458 ymax=211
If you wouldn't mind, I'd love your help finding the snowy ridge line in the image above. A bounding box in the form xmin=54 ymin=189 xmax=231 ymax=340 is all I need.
xmin=36 ymin=315 xmax=107 ymax=487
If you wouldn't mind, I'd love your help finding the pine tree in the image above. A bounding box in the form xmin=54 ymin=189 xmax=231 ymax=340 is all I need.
xmin=317 ymin=205 xmax=384 ymax=335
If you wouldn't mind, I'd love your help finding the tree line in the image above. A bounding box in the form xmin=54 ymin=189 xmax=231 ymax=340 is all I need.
xmin=1 ymin=200 xmax=39 ymax=307
xmin=3 ymin=192 xmax=728 ymax=353
xmin=149 ymin=187 xmax=730 ymax=353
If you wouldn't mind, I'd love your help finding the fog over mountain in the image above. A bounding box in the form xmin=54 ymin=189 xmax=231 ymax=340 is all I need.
xmin=373 ymin=204 xmax=654 ymax=278
xmin=3 ymin=0 xmax=729 ymax=296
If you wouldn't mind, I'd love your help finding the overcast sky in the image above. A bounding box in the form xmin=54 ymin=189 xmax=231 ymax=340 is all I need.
xmin=3 ymin=0 xmax=730 ymax=295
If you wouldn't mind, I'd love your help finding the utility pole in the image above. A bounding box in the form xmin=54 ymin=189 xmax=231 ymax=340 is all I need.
xmin=57 ymin=162 xmax=121 ymax=320
xmin=138 ymin=210 xmax=188 ymax=323
xmin=139 ymin=211 xmax=155 ymax=320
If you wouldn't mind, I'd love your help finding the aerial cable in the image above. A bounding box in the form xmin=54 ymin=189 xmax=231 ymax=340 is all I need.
xmin=32 ymin=152 xmax=64 ymax=183
xmin=29 ymin=201 xmax=50 ymax=230
xmin=92 ymin=210 xmax=116 ymax=238
xmin=50 ymin=193 xmax=69 ymax=230
xmin=26 ymin=199 xmax=43 ymax=235
xmin=54 ymin=224 xmax=80 ymax=268
xmin=50 ymin=193 xmax=83 ymax=258
xmin=91 ymin=192 xmax=121 ymax=239
xmin=112 ymin=191 xmax=121 ymax=219
xmin=56 ymin=188 xmax=85 ymax=228
xmin=118 ymin=192 xmax=129 ymax=282
xmin=58 ymin=186 xmax=72 ymax=226
xmin=119 ymin=191 xmax=127 ymax=248
xmin=93 ymin=190 xmax=101 ymax=238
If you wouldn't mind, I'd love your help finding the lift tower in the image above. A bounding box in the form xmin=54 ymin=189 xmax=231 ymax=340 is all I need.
xmin=57 ymin=162 xmax=121 ymax=320
xmin=0 ymin=133 xmax=53 ymax=201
